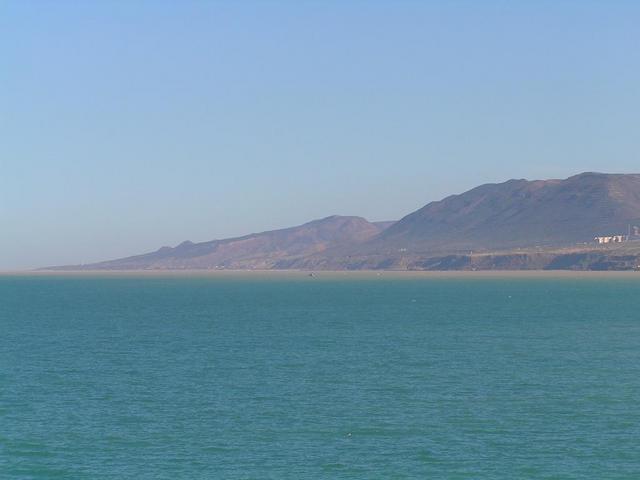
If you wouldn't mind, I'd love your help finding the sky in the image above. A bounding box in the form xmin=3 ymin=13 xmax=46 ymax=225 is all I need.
xmin=2 ymin=0 xmax=640 ymax=269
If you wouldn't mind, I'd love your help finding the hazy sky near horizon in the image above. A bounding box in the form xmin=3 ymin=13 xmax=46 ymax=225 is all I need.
xmin=3 ymin=1 xmax=640 ymax=269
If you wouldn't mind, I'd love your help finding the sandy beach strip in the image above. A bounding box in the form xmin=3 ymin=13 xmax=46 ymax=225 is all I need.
xmin=3 ymin=269 xmax=640 ymax=281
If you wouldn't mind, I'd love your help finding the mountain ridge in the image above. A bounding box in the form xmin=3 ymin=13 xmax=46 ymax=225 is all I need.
xmin=371 ymin=172 xmax=640 ymax=253
xmin=44 ymin=172 xmax=640 ymax=271
xmin=47 ymin=215 xmax=391 ymax=271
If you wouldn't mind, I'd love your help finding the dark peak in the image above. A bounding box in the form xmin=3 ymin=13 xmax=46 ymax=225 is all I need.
xmin=156 ymin=246 xmax=172 ymax=253
xmin=459 ymin=177 xmax=530 ymax=193
xmin=434 ymin=177 xmax=532 ymax=203
xmin=573 ymin=171 xmax=607 ymax=176
xmin=566 ymin=172 xmax=608 ymax=181
xmin=481 ymin=172 xmax=639 ymax=191
xmin=566 ymin=172 xmax=640 ymax=181
xmin=561 ymin=172 xmax=640 ymax=189
xmin=306 ymin=215 xmax=369 ymax=225
xmin=504 ymin=178 xmax=528 ymax=184
xmin=493 ymin=172 xmax=636 ymax=186
xmin=321 ymin=214 xmax=358 ymax=221
xmin=176 ymin=240 xmax=194 ymax=248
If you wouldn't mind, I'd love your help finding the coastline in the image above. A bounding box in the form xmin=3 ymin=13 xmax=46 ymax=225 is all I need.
xmin=4 ymin=269 xmax=640 ymax=280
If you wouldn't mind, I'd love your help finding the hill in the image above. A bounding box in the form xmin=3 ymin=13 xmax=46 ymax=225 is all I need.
xmin=49 ymin=216 xmax=390 ymax=270
xmin=371 ymin=172 xmax=640 ymax=253
xmin=44 ymin=172 xmax=640 ymax=271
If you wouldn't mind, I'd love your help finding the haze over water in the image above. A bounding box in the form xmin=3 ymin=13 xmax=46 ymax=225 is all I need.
xmin=2 ymin=273 xmax=640 ymax=478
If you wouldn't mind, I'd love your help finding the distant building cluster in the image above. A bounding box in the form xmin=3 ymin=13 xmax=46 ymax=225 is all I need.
xmin=594 ymin=226 xmax=640 ymax=245
xmin=594 ymin=235 xmax=625 ymax=245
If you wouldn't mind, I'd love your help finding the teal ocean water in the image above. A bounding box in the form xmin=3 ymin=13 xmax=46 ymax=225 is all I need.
xmin=2 ymin=273 xmax=640 ymax=479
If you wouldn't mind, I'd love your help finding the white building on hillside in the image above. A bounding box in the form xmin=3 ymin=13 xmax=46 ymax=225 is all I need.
xmin=594 ymin=235 xmax=625 ymax=245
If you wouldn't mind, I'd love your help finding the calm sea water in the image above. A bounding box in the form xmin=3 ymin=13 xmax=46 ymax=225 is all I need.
xmin=2 ymin=273 xmax=640 ymax=479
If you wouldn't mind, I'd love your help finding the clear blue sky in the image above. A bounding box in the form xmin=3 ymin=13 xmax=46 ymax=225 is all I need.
xmin=2 ymin=1 xmax=639 ymax=269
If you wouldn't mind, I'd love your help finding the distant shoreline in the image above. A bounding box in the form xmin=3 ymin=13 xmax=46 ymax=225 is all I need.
xmin=4 ymin=269 xmax=640 ymax=279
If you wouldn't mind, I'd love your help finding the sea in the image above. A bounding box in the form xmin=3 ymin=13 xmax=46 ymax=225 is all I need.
xmin=2 ymin=272 xmax=640 ymax=479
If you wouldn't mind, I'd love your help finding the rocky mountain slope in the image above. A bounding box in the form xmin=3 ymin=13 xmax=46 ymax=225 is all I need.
xmin=371 ymin=172 xmax=640 ymax=253
xmin=45 ymin=172 xmax=640 ymax=271
xmin=50 ymin=216 xmax=391 ymax=270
